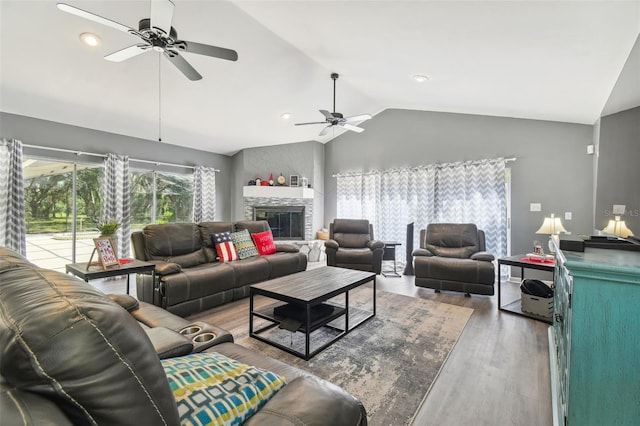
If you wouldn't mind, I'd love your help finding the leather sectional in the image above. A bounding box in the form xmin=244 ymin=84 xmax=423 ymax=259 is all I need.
xmin=131 ymin=220 xmax=308 ymax=316
xmin=0 ymin=246 xmax=367 ymax=425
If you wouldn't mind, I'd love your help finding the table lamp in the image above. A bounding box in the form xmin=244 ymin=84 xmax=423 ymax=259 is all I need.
xmin=536 ymin=213 xmax=567 ymax=253
xmin=601 ymin=216 xmax=634 ymax=237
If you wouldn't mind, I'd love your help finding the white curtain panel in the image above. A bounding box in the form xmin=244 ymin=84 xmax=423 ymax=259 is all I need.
xmin=336 ymin=158 xmax=507 ymax=263
xmin=102 ymin=153 xmax=131 ymax=258
xmin=0 ymin=138 xmax=26 ymax=255
xmin=192 ymin=166 xmax=217 ymax=222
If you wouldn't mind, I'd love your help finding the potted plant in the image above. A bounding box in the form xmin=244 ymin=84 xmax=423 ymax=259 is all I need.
xmin=96 ymin=218 xmax=120 ymax=236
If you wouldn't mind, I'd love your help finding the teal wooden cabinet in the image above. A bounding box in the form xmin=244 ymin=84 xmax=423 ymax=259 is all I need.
xmin=549 ymin=247 xmax=640 ymax=426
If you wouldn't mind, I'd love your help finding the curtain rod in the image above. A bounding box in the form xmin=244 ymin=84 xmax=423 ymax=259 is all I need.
xmin=332 ymin=157 xmax=516 ymax=178
xmin=22 ymin=143 xmax=220 ymax=172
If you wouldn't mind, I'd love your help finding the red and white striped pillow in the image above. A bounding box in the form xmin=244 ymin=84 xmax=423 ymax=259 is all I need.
xmin=212 ymin=232 xmax=237 ymax=262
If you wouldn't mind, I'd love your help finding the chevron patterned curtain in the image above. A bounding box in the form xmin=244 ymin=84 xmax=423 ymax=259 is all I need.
xmin=336 ymin=158 xmax=507 ymax=267
xmin=192 ymin=166 xmax=217 ymax=222
xmin=433 ymin=158 xmax=507 ymax=259
xmin=336 ymin=167 xmax=435 ymax=253
xmin=102 ymin=153 xmax=131 ymax=258
xmin=0 ymin=138 xmax=26 ymax=255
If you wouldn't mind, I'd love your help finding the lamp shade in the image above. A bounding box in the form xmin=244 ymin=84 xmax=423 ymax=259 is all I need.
xmin=536 ymin=214 xmax=567 ymax=235
xmin=602 ymin=216 xmax=634 ymax=237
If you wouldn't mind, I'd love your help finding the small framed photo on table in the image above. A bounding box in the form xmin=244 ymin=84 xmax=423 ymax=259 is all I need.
xmin=93 ymin=237 xmax=120 ymax=270
xmin=290 ymin=175 xmax=299 ymax=187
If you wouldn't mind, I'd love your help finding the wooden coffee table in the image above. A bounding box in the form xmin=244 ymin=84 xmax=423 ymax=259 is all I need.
xmin=249 ymin=266 xmax=376 ymax=360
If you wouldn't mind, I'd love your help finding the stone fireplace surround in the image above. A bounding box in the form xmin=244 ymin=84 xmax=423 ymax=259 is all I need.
xmin=243 ymin=196 xmax=314 ymax=241
xmin=242 ymin=185 xmax=325 ymax=260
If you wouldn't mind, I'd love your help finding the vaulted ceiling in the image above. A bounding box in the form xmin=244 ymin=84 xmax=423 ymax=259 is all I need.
xmin=1 ymin=1 xmax=639 ymax=155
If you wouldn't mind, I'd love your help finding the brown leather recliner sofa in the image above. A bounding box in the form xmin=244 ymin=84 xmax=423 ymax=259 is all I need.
xmin=413 ymin=223 xmax=496 ymax=296
xmin=324 ymin=219 xmax=385 ymax=274
xmin=0 ymin=247 xmax=367 ymax=426
xmin=131 ymin=220 xmax=307 ymax=317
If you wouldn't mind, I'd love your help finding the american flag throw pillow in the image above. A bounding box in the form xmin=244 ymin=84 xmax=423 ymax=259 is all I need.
xmin=212 ymin=232 xmax=238 ymax=262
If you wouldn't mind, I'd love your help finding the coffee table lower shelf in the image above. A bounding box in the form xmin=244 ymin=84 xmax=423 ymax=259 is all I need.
xmin=250 ymin=302 xmax=373 ymax=360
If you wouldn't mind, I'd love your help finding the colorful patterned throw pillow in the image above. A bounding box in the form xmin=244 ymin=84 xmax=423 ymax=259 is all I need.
xmin=162 ymin=352 xmax=286 ymax=426
xmin=212 ymin=232 xmax=237 ymax=262
xmin=251 ymin=230 xmax=277 ymax=256
xmin=230 ymin=229 xmax=260 ymax=259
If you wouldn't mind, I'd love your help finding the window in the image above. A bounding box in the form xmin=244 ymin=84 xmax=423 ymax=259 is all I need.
xmin=130 ymin=169 xmax=193 ymax=228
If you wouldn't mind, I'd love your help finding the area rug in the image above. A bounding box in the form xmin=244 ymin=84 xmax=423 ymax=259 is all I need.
xmin=190 ymin=289 xmax=473 ymax=426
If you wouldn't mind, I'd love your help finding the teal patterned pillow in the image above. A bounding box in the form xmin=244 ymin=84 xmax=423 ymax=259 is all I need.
xmin=230 ymin=229 xmax=260 ymax=259
xmin=162 ymin=352 xmax=286 ymax=426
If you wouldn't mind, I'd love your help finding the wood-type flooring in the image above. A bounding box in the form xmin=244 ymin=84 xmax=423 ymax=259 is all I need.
xmin=93 ymin=268 xmax=552 ymax=426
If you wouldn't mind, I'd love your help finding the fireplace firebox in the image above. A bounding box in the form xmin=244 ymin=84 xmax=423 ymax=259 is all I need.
xmin=253 ymin=206 xmax=305 ymax=240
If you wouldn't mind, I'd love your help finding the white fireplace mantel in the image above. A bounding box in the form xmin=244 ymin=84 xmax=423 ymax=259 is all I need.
xmin=242 ymin=185 xmax=314 ymax=199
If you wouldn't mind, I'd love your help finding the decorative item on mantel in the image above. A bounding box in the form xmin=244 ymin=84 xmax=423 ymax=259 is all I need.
xmin=268 ymin=173 xmax=274 ymax=186
xmin=301 ymin=177 xmax=309 ymax=188
xmin=255 ymin=177 xmax=261 ymax=186
xmin=277 ymin=173 xmax=286 ymax=186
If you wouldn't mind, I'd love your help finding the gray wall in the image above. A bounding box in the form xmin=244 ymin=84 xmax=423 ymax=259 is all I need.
xmin=324 ymin=109 xmax=594 ymax=256
xmin=595 ymin=106 xmax=640 ymax=234
xmin=230 ymin=141 xmax=325 ymax=232
xmin=1 ymin=112 xmax=233 ymax=220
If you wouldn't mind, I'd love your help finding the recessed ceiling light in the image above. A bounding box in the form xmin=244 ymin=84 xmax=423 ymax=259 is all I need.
xmin=413 ymin=74 xmax=430 ymax=83
xmin=280 ymin=112 xmax=292 ymax=120
xmin=79 ymin=32 xmax=101 ymax=47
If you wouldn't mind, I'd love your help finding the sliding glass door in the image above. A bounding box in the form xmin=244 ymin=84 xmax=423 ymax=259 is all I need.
xmin=23 ymin=157 xmax=103 ymax=271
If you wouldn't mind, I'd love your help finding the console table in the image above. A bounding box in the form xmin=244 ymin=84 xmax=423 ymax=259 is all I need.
xmin=549 ymin=247 xmax=640 ymax=425
xmin=497 ymin=254 xmax=554 ymax=324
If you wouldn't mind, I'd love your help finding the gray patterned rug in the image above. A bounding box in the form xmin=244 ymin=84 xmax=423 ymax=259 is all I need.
xmin=233 ymin=290 xmax=473 ymax=426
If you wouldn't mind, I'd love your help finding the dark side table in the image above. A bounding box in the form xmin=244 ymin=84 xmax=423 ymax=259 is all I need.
xmin=498 ymin=255 xmax=554 ymax=324
xmin=66 ymin=260 xmax=155 ymax=295
xmin=382 ymin=241 xmax=401 ymax=277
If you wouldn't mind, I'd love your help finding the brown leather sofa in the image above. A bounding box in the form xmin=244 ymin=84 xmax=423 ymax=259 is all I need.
xmin=0 ymin=247 xmax=367 ymax=426
xmin=131 ymin=220 xmax=307 ymax=316
xmin=324 ymin=219 xmax=384 ymax=274
xmin=413 ymin=223 xmax=496 ymax=296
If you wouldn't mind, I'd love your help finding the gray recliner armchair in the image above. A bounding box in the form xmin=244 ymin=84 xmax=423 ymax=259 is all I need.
xmin=413 ymin=223 xmax=495 ymax=296
xmin=325 ymin=219 xmax=385 ymax=274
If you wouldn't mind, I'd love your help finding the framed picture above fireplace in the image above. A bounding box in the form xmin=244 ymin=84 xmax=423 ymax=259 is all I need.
xmin=290 ymin=175 xmax=299 ymax=187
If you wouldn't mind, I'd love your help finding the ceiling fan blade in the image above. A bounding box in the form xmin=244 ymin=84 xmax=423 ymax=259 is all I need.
xmin=175 ymin=40 xmax=238 ymax=61
xmin=319 ymin=125 xmax=333 ymax=136
xmin=105 ymin=45 xmax=150 ymax=62
xmin=340 ymin=123 xmax=365 ymax=133
xmin=150 ymin=0 xmax=175 ymax=36
xmin=344 ymin=114 xmax=372 ymax=123
xmin=295 ymin=121 xmax=326 ymax=126
xmin=319 ymin=110 xmax=334 ymax=120
xmin=56 ymin=3 xmax=135 ymax=34
xmin=164 ymin=51 xmax=202 ymax=81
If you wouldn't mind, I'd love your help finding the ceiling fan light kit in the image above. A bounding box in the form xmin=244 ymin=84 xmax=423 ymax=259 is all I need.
xmin=295 ymin=72 xmax=371 ymax=136
xmin=57 ymin=0 xmax=238 ymax=81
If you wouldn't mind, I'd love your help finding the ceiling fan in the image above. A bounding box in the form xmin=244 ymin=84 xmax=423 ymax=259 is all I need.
xmin=295 ymin=73 xmax=371 ymax=136
xmin=57 ymin=0 xmax=238 ymax=81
